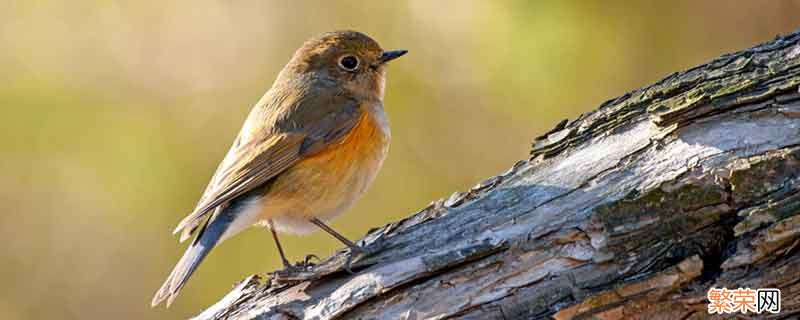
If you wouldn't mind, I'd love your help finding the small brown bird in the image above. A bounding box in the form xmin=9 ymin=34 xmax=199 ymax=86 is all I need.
xmin=151 ymin=30 xmax=406 ymax=307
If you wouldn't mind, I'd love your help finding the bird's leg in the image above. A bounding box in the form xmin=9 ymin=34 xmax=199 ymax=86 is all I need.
xmin=309 ymin=218 xmax=364 ymax=274
xmin=309 ymin=218 xmax=360 ymax=249
xmin=267 ymin=220 xmax=293 ymax=270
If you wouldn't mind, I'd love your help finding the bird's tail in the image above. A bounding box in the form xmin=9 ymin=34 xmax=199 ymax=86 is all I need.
xmin=151 ymin=211 xmax=234 ymax=307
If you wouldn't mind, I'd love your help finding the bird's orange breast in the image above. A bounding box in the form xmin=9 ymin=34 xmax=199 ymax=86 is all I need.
xmin=256 ymin=106 xmax=390 ymax=234
xmin=305 ymin=109 xmax=388 ymax=165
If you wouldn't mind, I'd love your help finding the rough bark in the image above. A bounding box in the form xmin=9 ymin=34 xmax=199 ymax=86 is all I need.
xmin=194 ymin=29 xmax=800 ymax=320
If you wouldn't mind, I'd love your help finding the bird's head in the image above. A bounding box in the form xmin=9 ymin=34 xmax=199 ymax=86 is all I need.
xmin=280 ymin=30 xmax=406 ymax=101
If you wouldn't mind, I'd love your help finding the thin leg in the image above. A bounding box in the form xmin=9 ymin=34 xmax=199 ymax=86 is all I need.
xmin=310 ymin=218 xmax=358 ymax=249
xmin=268 ymin=220 xmax=292 ymax=268
xmin=310 ymin=217 xmax=363 ymax=274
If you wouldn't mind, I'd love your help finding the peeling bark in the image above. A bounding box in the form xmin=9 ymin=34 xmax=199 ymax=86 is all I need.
xmin=194 ymin=29 xmax=800 ymax=320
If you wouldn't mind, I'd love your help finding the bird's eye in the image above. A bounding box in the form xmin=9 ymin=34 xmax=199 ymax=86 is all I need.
xmin=338 ymin=55 xmax=359 ymax=71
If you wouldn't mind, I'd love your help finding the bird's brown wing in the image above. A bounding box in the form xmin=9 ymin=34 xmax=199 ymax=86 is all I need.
xmin=172 ymin=91 xmax=363 ymax=241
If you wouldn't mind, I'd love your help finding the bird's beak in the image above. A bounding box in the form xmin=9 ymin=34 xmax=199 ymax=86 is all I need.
xmin=379 ymin=50 xmax=408 ymax=64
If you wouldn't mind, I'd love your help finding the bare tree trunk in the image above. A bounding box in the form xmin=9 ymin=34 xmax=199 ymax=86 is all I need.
xmin=194 ymin=29 xmax=800 ymax=320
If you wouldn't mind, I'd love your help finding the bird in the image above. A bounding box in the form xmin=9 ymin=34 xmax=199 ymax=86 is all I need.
xmin=151 ymin=30 xmax=406 ymax=307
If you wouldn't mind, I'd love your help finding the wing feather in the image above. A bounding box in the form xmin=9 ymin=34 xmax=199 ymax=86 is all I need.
xmin=172 ymin=88 xmax=362 ymax=241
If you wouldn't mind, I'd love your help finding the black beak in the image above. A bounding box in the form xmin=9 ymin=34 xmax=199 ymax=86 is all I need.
xmin=379 ymin=50 xmax=408 ymax=64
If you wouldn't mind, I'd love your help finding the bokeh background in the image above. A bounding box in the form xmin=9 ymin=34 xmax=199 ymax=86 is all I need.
xmin=1 ymin=1 xmax=798 ymax=319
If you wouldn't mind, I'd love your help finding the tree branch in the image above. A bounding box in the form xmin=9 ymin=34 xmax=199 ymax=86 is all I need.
xmin=194 ymin=29 xmax=800 ymax=320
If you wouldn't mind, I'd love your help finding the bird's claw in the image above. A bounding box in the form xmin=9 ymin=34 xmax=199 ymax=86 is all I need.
xmin=269 ymin=259 xmax=315 ymax=283
xmin=343 ymin=244 xmax=372 ymax=274
xmin=275 ymin=257 xmax=315 ymax=274
xmin=303 ymin=254 xmax=321 ymax=265
xmin=272 ymin=246 xmax=372 ymax=278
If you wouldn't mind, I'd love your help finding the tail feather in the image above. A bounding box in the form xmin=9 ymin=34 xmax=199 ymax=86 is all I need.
xmin=151 ymin=212 xmax=234 ymax=307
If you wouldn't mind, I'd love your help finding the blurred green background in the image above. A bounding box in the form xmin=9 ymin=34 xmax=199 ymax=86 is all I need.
xmin=0 ymin=1 xmax=798 ymax=319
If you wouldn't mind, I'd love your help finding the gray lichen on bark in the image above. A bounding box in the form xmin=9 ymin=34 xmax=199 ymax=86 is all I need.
xmin=195 ymin=29 xmax=800 ymax=320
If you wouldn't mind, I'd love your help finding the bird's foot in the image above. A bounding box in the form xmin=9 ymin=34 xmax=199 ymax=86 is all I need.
xmin=279 ymin=255 xmax=318 ymax=273
xmin=303 ymin=254 xmax=321 ymax=265
xmin=342 ymin=244 xmax=375 ymax=274
xmin=269 ymin=257 xmax=317 ymax=283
